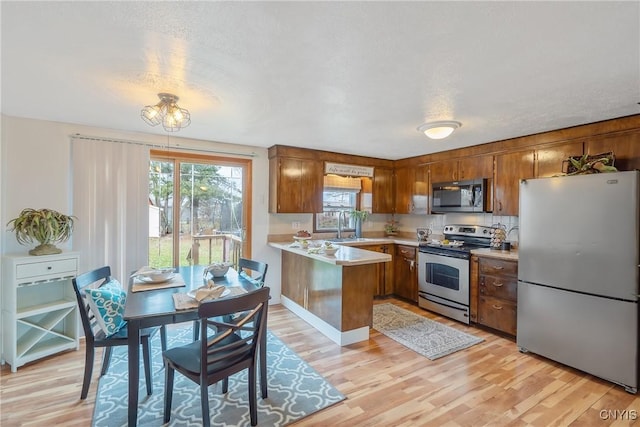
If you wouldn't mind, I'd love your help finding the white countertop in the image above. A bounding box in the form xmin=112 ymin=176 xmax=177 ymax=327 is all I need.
xmin=332 ymin=237 xmax=419 ymax=247
xmin=269 ymin=241 xmax=393 ymax=266
xmin=471 ymin=247 xmax=519 ymax=261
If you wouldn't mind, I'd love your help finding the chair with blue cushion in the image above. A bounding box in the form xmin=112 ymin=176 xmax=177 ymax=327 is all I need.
xmin=72 ymin=266 xmax=167 ymax=400
xmin=237 ymin=257 xmax=268 ymax=286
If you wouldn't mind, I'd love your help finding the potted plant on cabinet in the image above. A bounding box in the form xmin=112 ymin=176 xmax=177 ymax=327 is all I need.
xmin=7 ymin=208 xmax=76 ymax=255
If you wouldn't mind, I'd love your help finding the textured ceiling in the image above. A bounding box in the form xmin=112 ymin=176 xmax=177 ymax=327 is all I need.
xmin=2 ymin=1 xmax=639 ymax=160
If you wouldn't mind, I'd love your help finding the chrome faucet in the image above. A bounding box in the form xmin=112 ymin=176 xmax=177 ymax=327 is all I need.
xmin=337 ymin=211 xmax=345 ymax=239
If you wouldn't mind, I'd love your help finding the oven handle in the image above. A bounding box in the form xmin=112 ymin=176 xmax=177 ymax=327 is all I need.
xmin=419 ymin=292 xmax=468 ymax=312
xmin=418 ymin=250 xmax=470 ymax=260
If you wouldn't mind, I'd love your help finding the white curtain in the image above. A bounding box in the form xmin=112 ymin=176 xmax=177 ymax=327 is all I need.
xmin=71 ymin=138 xmax=150 ymax=285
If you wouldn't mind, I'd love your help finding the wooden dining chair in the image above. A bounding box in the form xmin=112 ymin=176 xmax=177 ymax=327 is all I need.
xmin=72 ymin=266 xmax=167 ymax=399
xmin=163 ymin=287 xmax=271 ymax=427
xmin=194 ymin=258 xmax=270 ymax=397
xmin=238 ymin=257 xmax=268 ymax=286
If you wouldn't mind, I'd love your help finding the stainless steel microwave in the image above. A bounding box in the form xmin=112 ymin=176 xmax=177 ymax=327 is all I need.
xmin=431 ymin=179 xmax=488 ymax=213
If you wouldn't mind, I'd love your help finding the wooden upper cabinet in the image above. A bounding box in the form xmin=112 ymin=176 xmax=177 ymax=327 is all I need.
xmin=372 ymin=167 xmax=394 ymax=213
xmin=269 ymin=156 xmax=323 ymax=213
xmin=413 ymin=166 xmax=429 ymax=214
xmin=394 ymin=167 xmax=413 ymax=214
xmin=493 ymin=150 xmax=534 ymax=216
xmin=394 ymin=166 xmax=428 ymax=214
xmin=429 ymin=159 xmax=459 ymax=183
xmin=430 ymin=156 xmax=493 ymax=183
xmin=586 ymin=132 xmax=640 ymax=171
xmin=459 ymin=156 xmax=493 ymax=181
xmin=535 ymin=141 xmax=583 ymax=178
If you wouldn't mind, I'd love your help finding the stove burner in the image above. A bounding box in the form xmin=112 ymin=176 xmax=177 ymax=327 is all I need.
xmin=419 ymin=224 xmax=494 ymax=255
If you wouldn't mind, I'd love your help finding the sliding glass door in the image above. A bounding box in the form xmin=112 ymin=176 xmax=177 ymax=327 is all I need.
xmin=148 ymin=150 xmax=251 ymax=268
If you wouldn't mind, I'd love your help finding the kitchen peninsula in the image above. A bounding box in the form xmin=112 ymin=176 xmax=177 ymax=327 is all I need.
xmin=269 ymin=242 xmax=392 ymax=345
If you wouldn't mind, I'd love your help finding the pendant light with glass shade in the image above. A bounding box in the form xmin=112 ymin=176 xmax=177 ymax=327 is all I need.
xmin=417 ymin=121 xmax=462 ymax=139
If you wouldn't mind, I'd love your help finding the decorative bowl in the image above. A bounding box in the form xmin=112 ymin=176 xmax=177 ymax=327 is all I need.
xmin=139 ymin=268 xmax=175 ymax=282
xmin=323 ymin=247 xmax=339 ymax=256
xmin=205 ymin=262 xmax=231 ymax=277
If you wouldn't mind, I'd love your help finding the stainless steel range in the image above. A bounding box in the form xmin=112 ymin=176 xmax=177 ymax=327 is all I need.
xmin=417 ymin=224 xmax=493 ymax=323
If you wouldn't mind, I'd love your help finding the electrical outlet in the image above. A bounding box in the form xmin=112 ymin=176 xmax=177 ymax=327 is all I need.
xmin=291 ymin=221 xmax=301 ymax=229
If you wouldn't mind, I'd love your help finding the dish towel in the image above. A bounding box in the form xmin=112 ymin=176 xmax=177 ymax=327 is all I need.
xmin=131 ymin=273 xmax=186 ymax=293
xmin=172 ymin=286 xmax=248 ymax=310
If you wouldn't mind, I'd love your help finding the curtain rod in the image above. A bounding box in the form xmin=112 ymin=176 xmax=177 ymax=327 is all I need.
xmin=70 ymin=133 xmax=258 ymax=158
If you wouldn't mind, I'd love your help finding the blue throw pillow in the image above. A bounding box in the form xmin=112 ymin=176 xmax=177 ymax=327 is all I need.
xmin=85 ymin=279 xmax=127 ymax=337
xmin=240 ymin=271 xmax=263 ymax=286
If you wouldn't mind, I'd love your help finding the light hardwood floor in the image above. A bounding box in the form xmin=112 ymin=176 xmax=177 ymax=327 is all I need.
xmin=1 ymin=298 xmax=638 ymax=426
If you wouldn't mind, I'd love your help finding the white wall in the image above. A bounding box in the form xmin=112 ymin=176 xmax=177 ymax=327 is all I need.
xmin=0 ymin=115 xmax=283 ymax=304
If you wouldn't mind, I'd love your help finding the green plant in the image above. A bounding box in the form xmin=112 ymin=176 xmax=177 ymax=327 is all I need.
xmin=349 ymin=209 xmax=369 ymax=222
xmin=7 ymin=208 xmax=76 ymax=255
xmin=385 ymin=219 xmax=399 ymax=234
xmin=567 ymin=152 xmax=618 ymax=175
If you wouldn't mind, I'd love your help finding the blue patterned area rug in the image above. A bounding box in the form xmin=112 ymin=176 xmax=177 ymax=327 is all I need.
xmin=93 ymin=326 xmax=345 ymax=426
xmin=373 ymin=303 xmax=483 ymax=360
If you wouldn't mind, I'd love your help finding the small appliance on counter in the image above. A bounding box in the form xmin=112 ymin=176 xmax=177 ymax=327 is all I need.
xmin=490 ymin=224 xmax=507 ymax=249
xmin=416 ymin=227 xmax=431 ymax=243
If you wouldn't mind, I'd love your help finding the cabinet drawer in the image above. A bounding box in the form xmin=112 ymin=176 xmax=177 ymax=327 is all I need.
xmin=479 ymin=274 xmax=517 ymax=301
xmin=15 ymin=258 xmax=78 ymax=281
xmin=395 ymin=245 xmax=416 ymax=260
xmin=479 ymin=258 xmax=517 ymax=277
xmin=478 ymin=295 xmax=517 ymax=336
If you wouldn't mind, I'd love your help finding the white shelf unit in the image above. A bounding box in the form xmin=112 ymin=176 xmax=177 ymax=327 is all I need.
xmin=2 ymin=252 xmax=80 ymax=372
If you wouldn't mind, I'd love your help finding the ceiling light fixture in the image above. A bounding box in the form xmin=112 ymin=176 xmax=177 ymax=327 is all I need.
xmin=417 ymin=121 xmax=462 ymax=140
xmin=141 ymin=93 xmax=191 ymax=132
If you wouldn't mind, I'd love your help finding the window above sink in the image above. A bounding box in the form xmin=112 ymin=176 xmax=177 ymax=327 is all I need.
xmin=314 ymin=174 xmax=371 ymax=232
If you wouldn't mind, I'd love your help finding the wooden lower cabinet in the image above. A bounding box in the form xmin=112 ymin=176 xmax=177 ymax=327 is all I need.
xmin=353 ymin=244 xmax=393 ymax=296
xmin=469 ymin=256 xmax=480 ymax=322
xmin=393 ymin=245 xmax=417 ymax=302
xmin=478 ymin=295 xmax=517 ymax=336
xmin=280 ymin=251 xmax=377 ymax=331
xmin=477 ymin=257 xmax=518 ymax=336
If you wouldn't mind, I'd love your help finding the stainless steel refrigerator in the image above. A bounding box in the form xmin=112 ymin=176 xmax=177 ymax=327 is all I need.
xmin=517 ymin=170 xmax=639 ymax=393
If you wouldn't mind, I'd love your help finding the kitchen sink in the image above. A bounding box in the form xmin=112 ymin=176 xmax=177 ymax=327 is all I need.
xmin=328 ymin=237 xmax=372 ymax=243
xmin=328 ymin=237 xmax=357 ymax=242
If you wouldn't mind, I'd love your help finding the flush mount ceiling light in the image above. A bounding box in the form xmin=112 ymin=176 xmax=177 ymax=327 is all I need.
xmin=417 ymin=121 xmax=462 ymax=140
xmin=141 ymin=93 xmax=191 ymax=132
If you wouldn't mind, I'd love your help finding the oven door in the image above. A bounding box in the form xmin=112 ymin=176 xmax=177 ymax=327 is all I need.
xmin=418 ymin=251 xmax=469 ymax=305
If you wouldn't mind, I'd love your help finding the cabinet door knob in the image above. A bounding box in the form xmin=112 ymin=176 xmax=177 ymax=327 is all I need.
xmin=492 ymin=282 xmax=503 ymax=287
xmin=47 ymin=266 xmax=53 ymax=270
xmin=492 ymin=304 xmax=503 ymax=310
xmin=492 ymin=266 xmax=503 ymax=270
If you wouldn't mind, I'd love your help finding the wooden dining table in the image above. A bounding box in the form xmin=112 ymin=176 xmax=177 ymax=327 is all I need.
xmin=123 ymin=265 xmax=263 ymax=427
